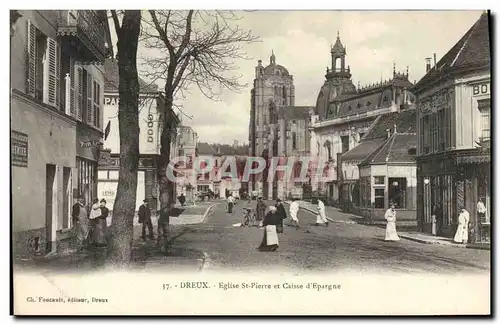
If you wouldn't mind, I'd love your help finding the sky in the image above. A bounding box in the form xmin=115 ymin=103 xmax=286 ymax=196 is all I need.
xmin=111 ymin=10 xmax=484 ymax=145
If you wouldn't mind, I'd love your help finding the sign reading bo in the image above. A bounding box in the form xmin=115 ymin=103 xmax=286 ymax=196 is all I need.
xmin=472 ymin=82 xmax=490 ymax=97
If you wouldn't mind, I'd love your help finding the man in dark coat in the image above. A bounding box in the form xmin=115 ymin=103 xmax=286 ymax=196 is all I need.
xmin=275 ymin=199 xmax=287 ymax=234
xmin=256 ymin=197 xmax=267 ymax=222
xmin=138 ymin=199 xmax=154 ymax=241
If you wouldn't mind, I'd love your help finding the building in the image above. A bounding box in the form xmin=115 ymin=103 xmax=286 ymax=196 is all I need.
xmin=10 ymin=10 xmax=112 ymax=255
xmin=342 ymin=109 xmax=418 ymax=221
xmin=310 ymin=33 xmax=415 ymax=205
xmin=413 ymin=12 xmax=491 ymax=243
xmin=174 ymin=125 xmax=198 ymax=202
xmin=97 ymin=59 xmax=180 ymax=214
xmin=196 ymin=142 xmax=249 ymax=198
xmin=248 ymin=52 xmax=311 ymax=200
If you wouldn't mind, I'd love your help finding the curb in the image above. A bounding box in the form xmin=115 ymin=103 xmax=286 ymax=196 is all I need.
xmin=201 ymin=203 xmax=217 ymax=223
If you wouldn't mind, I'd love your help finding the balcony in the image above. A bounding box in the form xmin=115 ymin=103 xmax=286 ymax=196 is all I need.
xmin=57 ymin=10 xmax=109 ymax=64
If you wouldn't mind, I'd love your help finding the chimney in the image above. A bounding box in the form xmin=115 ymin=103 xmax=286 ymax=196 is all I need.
xmin=433 ymin=53 xmax=437 ymax=67
xmin=425 ymin=58 xmax=432 ymax=73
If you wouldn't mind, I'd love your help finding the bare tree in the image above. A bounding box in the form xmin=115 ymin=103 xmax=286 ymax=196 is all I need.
xmin=141 ymin=10 xmax=259 ymax=249
xmin=107 ymin=10 xmax=141 ymax=265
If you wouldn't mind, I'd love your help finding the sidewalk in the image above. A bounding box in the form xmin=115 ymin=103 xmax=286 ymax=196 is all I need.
xmin=285 ymin=201 xmax=490 ymax=250
xmin=14 ymin=202 xmax=218 ymax=272
xmin=398 ymin=232 xmax=491 ymax=250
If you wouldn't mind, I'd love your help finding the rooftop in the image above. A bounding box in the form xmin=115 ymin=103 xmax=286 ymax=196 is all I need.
xmin=104 ymin=59 xmax=159 ymax=93
xmin=413 ymin=12 xmax=490 ymax=92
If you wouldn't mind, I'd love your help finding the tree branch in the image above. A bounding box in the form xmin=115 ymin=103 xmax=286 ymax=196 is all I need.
xmin=111 ymin=10 xmax=121 ymax=37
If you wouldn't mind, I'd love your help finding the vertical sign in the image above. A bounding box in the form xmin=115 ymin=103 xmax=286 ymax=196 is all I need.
xmin=11 ymin=130 xmax=28 ymax=167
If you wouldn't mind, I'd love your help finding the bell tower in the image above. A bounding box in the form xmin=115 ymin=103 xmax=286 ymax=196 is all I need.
xmin=327 ymin=31 xmax=351 ymax=80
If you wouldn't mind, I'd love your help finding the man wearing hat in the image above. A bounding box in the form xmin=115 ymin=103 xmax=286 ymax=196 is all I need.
xmin=138 ymin=199 xmax=154 ymax=241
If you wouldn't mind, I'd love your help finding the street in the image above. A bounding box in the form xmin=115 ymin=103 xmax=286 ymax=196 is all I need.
xmin=168 ymin=201 xmax=491 ymax=274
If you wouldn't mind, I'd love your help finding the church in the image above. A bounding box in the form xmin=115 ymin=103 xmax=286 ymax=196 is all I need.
xmin=248 ymin=52 xmax=313 ymax=200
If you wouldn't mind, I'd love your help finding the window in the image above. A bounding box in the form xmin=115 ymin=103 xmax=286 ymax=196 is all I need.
xmin=348 ymin=105 xmax=352 ymax=111
xmin=341 ymin=135 xmax=349 ymax=153
xmin=388 ymin=177 xmax=407 ymax=209
xmin=93 ymin=80 xmax=101 ymax=128
xmin=374 ymin=188 xmax=385 ymax=209
xmin=430 ymin=113 xmax=438 ymax=152
xmin=77 ymin=157 xmax=97 ymax=209
xmin=478 ymin=99 xmax=490 ymax=141
xmin=27 ymin=21 xmax=61 ymax=109
xmin=292 ymin=132 xmax=297 ymax=150
xmin=374 ymin=176 xmax=385 ymax=185
xmin=408 ymin=148 xmax=417 ymax=155
xmin=422 ymin=115 xmax=430 ymax=154
xmin=108 ymin=170 xmax=119 ymax=180
xmin=197 ymin=185 xmax=210 ymax=192
xmin=357 ymin=102 xmax=361 ymax=108
xmin=438 ymin=109 xmax=445 ymax=151
xmin=98 ymin=170 xmax=108 ymax=180
xmin=326 ymin=143 xmax=332 ymax=160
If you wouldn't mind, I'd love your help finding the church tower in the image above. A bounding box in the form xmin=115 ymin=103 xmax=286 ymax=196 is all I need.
xmin=249 ymin=51 xmax=295 ymax=197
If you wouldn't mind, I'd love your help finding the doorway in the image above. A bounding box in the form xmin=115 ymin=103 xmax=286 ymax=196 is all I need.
xmin=45 ymin=164 xmax=56 ymax=252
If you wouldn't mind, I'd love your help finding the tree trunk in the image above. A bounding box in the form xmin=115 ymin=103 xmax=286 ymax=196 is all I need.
xmin=107 ymin=10 xmax=141 ymax=266
xmin=157 ymin=96 xmax=176 ymax=251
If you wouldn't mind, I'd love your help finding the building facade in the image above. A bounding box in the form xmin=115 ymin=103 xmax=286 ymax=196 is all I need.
xmin=97 ymin=59 xmax=180 ymax=214
xmin=413 ymin=12 xmax=491 ymax=243
xmin=248 ymin=52 xmax=311 ymax=200
xmin=310 ymin=33 xmax=415 ymax=205
xmin=11 ymin=10 xmax=112 ymax=256
xmin=174 ymin=125 xmax=199 ymax=202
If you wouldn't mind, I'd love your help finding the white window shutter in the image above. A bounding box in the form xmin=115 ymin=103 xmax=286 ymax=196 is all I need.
xmin=86 ymin=73 xmax=93 ymax=124
xmin=44 ymin=37 xmax=58 ymax=107
xmin=76 ymin=66 xmax=83 ymax=121
xmin=27 ymin=20 xmax=36 ymax=97
xmin=93 ymin=80 xmax=101 ymax=129
xmin=69 ymin=57 xmax=76 ymax=117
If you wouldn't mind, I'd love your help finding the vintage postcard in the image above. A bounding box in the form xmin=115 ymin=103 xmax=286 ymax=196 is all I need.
xmin=10 ymin=8 xmax=491 ymax=315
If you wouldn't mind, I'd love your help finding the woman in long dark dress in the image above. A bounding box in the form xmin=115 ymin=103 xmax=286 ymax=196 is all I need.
xmin=94 ymin=199 xmax=109 ymax=246
xmin=275 ymin=199 xmax=287 ymax=234
xmin=258 ymin=206 xmax=280 ymax=252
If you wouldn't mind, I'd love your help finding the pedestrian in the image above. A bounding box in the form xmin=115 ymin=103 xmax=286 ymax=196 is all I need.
xmin=435 ymin=202 xmax=443 ymax=235
xmin=384 ymin=203 xmax=400 ymax=241
xmin=91 ymin=199 xmax=109 ymax=247
xmin=227 ymin=194 xmax=235 ymax=213
xmin=157 ymin=203 xmax=172 ymax=252
xmin=138 ymin=199 xmax=154 ymax=241
xmin=178 ymin=193 xmax=186 ymax=207
xmin=88 ymin=198 xmax=102 ymax=245
xmin=313 ymin=197 xmax=329 ymax=227
xmin=454 ymin=207 xmax=470 ymax=244
xmin=289 ymin=197 xmax=300 ymax=228
xmin=256 ymin=197 xmax=267 ymax=226
xmin=477 ymin=198 xmax=487 ymax=223
xmin=258 ymin=206 xmax=280 ymax=252
xmin=71 ymin=196 xmax=89 ymax=251
xmin=275 ymin=199 xmax=287 ymax=234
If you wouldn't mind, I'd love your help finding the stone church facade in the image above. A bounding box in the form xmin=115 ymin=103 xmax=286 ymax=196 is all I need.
xmin=248 ymin=52 xmax=312 ymax=200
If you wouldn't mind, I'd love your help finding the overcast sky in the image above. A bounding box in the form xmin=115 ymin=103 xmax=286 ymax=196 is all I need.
xmin=113 ymin=10 xmax=484 ymax=145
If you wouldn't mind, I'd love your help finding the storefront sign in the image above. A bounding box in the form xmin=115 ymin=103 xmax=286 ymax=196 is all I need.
xmin=11 ymin=130 xmax=28 ymax=167
xmin=472 ymin=82 xmax=490 ymax=97
xmin=147 ymin=114 xmax=154 ymax=143
xmin=104 ymin=96 xmax=148 ymax=107
xmin=80 ymin=140 xmax=103 ymax=148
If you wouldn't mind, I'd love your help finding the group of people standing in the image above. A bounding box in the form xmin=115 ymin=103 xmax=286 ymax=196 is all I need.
xmin=71 ymin=197 xmax=110 ymax=250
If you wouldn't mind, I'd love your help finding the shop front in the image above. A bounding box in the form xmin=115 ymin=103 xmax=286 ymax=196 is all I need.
xmin=417 ymin=149 xmax=490 ymax=243
xmin=76 ymin=123 xmax=102 ymax=208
